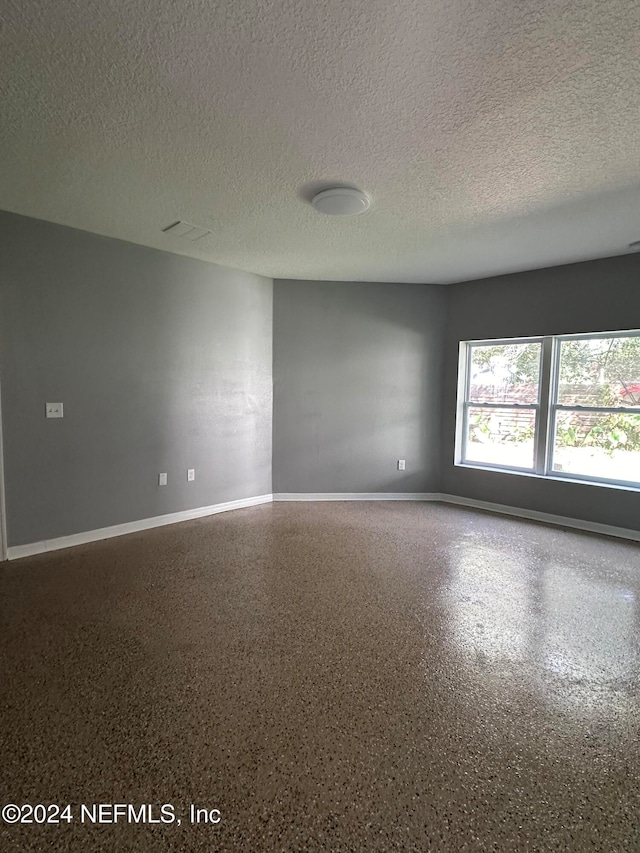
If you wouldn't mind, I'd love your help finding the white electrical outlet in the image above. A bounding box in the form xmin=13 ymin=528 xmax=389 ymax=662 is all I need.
xmin=398 ymin=459 xmax=406 ymax=471
xmin=158 ymin=473 xmax=167 ymax=486
xmin=45 ymin=403 xmax=64 ymax=418
xmin=187 ymin=469 xmax=195 ymax=481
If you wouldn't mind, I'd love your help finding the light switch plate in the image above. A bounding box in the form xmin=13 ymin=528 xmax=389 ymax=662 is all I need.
xmin=398 ymin=459 xmax=406 ymax=470
xmin=187 ymin=469 xmax=195 ymax=481
xmin=46 ymin=403 xmax=63 ymax=418
xmin=158 ymin=473 xmax=167 ymax=486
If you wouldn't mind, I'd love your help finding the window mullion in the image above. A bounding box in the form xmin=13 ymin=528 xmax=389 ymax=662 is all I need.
xmin=545 ymin=337 xmax=561 ymax=474
xmin=535 ymin=337 xmax=554 ymax=475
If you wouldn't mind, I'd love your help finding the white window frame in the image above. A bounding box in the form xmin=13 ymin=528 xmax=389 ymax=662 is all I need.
xmin=458 ymin=337 xmax=544 ymax=473
xmin=455 ymin=329 xmax=640 ymax=491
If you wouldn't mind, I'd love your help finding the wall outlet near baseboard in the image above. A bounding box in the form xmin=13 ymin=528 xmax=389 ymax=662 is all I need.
xmin=158 ymin=473 xmax=167 ymax=486
xmin=45 ymin=403 xmax=63 ymax=418
xmin=398 ymin=459 xmax=406 ymax=470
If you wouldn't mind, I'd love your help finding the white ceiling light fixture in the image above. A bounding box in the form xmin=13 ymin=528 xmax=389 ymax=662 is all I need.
xmin=311 ymin=187 xmax=371 ymax=217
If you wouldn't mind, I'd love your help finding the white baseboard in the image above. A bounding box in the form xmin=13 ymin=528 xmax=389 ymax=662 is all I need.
xmin=273 ymin=493 xmax=441 ymax=501
xmin=7 ymin=494 xmax=274 ymax=560
xmin=6 ymin=490 xmax=639 ymax=560
xmin=274 ymin=492 xmax=640 ymax=542
xmin=438 ymin=494 xmax=640 ymax=543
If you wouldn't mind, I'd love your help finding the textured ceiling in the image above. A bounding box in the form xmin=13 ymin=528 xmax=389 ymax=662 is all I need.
xmin=1 ymin=0 xmax=640 ymax=283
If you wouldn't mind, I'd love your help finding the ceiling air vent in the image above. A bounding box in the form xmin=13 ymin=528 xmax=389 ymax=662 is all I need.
xmin=162 ymin=221 xmax=211 ymax=242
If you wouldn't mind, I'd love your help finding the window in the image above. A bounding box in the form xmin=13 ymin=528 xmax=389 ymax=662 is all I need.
xmin=456 ymin=330 xmax=640 ymax=489
xmin=462 ymin=340 xmax=542 ymax=471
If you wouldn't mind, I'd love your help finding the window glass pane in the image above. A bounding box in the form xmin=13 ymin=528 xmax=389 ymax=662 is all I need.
xmin=465 ymin=406 xmax=536 ymax=469
xmin=469 ymin=342 xmax=541 ymax=404
xmin=552 ymin=410 xmax=640 ymax=483
xmin=557 ymin=334 xmax=640 ymax=408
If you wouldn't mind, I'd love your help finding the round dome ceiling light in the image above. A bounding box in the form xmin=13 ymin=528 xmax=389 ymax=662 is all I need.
xmin=311 ymin=187 xmax=371 ymax=216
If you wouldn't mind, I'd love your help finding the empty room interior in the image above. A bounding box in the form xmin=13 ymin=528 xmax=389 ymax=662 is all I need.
xmin=1 ymin=0 xmax=640 ymax=850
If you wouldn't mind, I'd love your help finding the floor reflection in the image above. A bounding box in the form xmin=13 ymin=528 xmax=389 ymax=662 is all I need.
xmin=445 ymin=542 xmax=530 ymax=663
xmin=538 ymin=565 xmax=637 ymax=713
xmin=445 ymin=538 xmax=640 ymax=717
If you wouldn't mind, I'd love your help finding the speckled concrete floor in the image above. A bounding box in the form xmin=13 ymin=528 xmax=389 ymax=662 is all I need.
xmin=1 ymin=502 xmax=639 ymax=852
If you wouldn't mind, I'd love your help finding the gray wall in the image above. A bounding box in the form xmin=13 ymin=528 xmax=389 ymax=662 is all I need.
xmin=0 ymin=212 xmax=273 ymax=546
xmin=2 ymin=210 xmax=638 ymax=547
xmin=273 ymin=279 xmax=445 ymax=493
xmin=442 ymin=253 xmax=640 ymax=531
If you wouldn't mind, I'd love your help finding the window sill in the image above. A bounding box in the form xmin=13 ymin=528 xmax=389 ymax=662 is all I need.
xmin=454 ymin=462 xmax=640 ymax=493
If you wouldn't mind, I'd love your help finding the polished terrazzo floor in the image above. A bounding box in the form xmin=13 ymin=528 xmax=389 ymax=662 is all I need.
xmin=1 ymin=502 xmax=639 ymax=852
